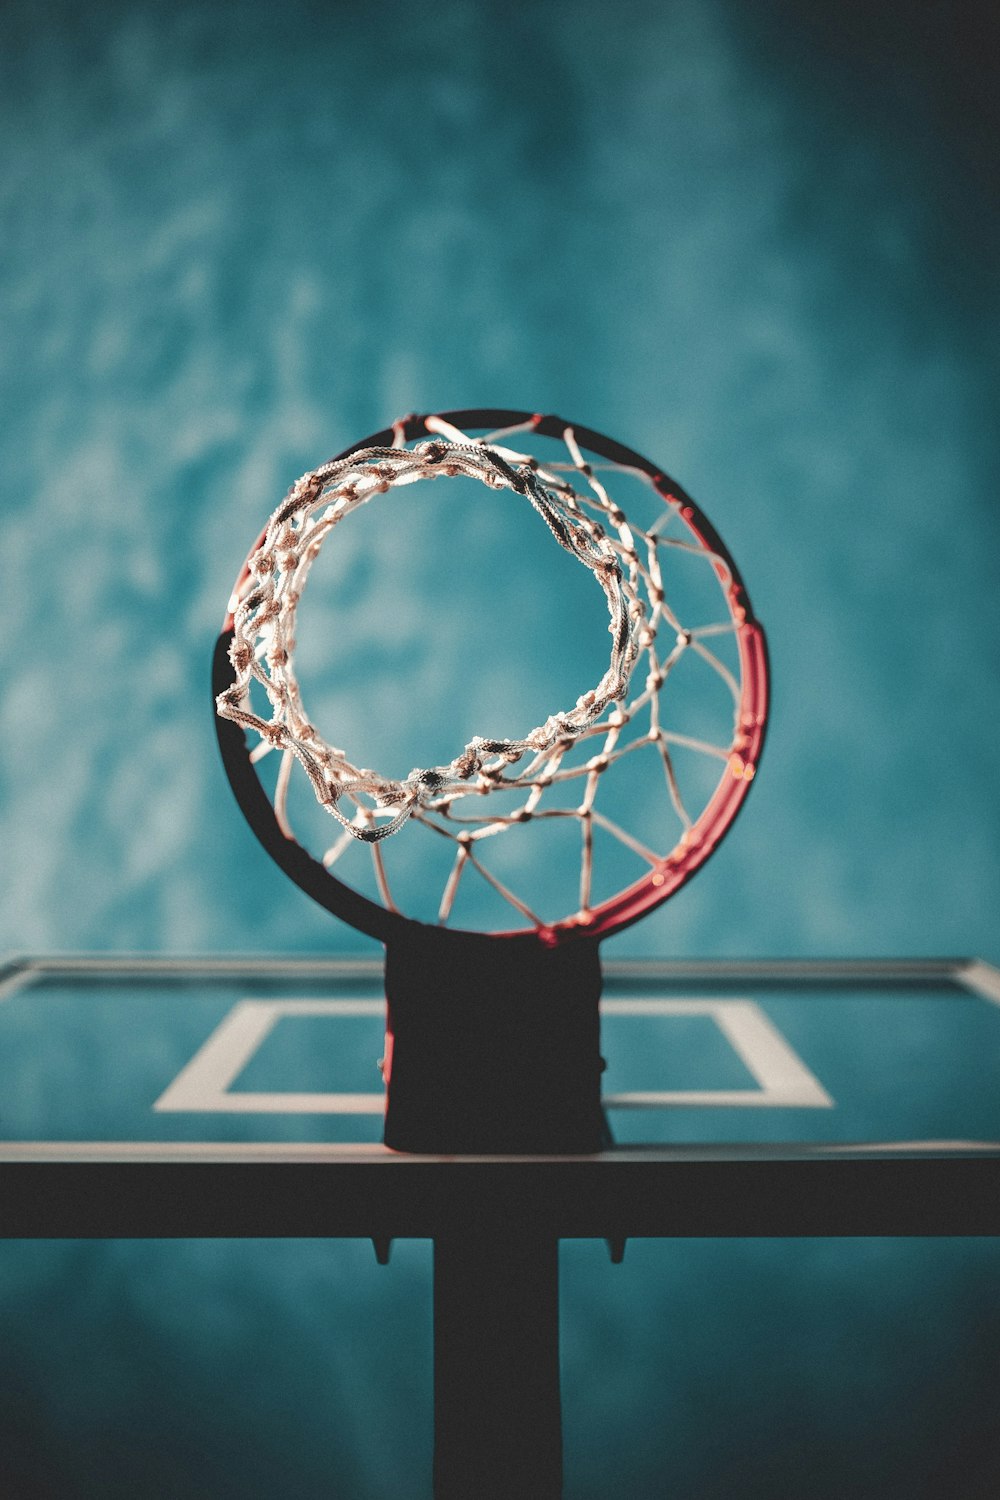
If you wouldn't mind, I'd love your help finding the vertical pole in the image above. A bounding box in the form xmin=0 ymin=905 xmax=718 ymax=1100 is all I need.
xmin=433 ymin=1231 xmax=562 ymax=1500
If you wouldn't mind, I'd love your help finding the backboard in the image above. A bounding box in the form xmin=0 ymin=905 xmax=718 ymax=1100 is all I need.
xmin=2 ymin=954 xmax=999 ymax=1239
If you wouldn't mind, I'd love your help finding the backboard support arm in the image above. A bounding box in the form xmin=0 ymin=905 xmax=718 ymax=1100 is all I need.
xmin=383 ymin=927 xmax=605 ymax=1155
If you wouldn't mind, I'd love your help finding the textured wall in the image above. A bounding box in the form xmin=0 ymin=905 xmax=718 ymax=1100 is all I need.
xmin=3 ymin=0 xmax=997 ymax=961
xmin=2 ymin=3 xmax=998 ymax=1496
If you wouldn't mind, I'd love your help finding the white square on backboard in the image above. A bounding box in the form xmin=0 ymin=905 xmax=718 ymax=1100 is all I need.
xmin=600 ymin=998 xmax=832 ymax=1109
xmin=155 ymin=999 xmax=387 ymax=1114
xmin=154 ymin=996 xmax=832 ymax=1115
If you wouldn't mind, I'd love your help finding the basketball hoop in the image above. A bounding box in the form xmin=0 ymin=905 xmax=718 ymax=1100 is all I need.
xmin=214 ymin=409 xmax=769 ymax=1151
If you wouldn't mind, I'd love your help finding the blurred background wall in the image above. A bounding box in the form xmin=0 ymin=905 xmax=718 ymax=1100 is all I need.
xmin=3 ymin=0 xmax=998 ymax=963
xmin=2 ymin=2 xmax=998 ymax=1496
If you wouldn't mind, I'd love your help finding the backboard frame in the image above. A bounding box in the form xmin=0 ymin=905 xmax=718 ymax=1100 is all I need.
xmin=1 ymin=953 xmax=998 ymax=1240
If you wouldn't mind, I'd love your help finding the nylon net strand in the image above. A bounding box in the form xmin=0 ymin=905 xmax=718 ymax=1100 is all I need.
xmin=217 ymin=416 xmax=754 ymax=930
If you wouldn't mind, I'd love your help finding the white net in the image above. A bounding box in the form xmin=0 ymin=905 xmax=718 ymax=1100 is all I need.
xmin=218 ymin=415 xmax=762 ymax=933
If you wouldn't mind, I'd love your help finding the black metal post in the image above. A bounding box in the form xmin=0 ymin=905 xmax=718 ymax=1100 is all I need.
xmin=433 ymin=1231 xmax=562 ymax=1500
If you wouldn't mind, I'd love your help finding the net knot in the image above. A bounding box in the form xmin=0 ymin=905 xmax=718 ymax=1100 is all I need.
xmin=454 ymin=750 xmax=480 ymax=779
xmin=413 ymin=769 xmax=445 ymax=789
xmin=229 ymin=642 xmax=253 ymax=673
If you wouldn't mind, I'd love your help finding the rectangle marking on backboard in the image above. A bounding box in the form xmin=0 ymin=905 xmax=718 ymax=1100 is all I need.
xmin=154 ymin=996 xmax=832 ymax=1115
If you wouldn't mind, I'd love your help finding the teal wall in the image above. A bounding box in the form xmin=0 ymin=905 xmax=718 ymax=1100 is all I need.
xmin=2 ymin=4 xmax=998 ymax=1496
xmin=2 ymin=0 xmax=998 ymax=962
